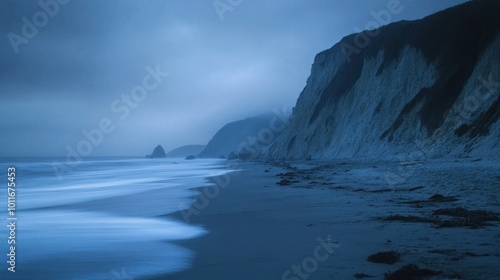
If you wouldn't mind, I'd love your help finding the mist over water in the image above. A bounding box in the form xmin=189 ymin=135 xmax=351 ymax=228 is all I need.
xmin=0 ymin=157 xmax=231 ymax=280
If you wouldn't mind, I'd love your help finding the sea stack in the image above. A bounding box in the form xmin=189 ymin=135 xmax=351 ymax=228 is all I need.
xmin=146 ymin=145 xmax=167 ymax=158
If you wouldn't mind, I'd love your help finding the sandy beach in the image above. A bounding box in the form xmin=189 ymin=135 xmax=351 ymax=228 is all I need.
xmin=3 ymin=1 xmax=500 ymax=280
xmin=148 ymin=159 xmax=500 ymax=280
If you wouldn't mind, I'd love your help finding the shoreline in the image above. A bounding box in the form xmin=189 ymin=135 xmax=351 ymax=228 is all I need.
xmin=149 ymin=159 xmax=500 ymax=280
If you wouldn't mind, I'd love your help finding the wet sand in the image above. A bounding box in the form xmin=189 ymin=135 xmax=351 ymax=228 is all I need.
xmin=149 ymin=159 xmax=500 ymax=280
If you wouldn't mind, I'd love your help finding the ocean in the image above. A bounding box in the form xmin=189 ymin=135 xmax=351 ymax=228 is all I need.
xmin=0 ymin=157 xmax=231 ymax=280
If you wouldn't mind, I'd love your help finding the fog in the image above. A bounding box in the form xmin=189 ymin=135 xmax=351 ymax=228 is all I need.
xmin=0 ymin=0 xmax=467 ymax=156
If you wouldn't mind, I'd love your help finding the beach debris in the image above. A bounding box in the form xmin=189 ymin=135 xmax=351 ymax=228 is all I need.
xmin=463 ymin=252 xmax=490 ymax=257
xmin=354 ymin=273 xmax=375 ymax=278
xmin=383 ymin=208 xmax=499 ymax=229
xmin=433 ymin=207 xmax=500 ymax=228
xmin=399 ymin=161 xmax=424 ymax=166
xmin=383 ymin=215 xmax=436 ymax=224
xmin=277 ymin=179 xmax=295 ymax=186
xmin=369 ymin=188 xmax=394 ymax=193
xmin=428 ymin=194 xmax=457 ymax=202
xmin=276 ymin=171 xmax=297 ymax=177
xmin=354 ymin=186 xmax=425 ymax=194
xmin=384 ymin=264 xmax=441 ymax=280
xmin=276 ymin=170 xmax=301 ymax=186
xmin=403 ymin=194 xmax=458 ymax=205
xmin=367 ymin=251 xmax=401 ymax=265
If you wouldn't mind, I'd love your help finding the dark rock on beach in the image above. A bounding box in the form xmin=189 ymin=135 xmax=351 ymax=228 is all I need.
xmin=367 ymin=251 xmax=401 ymax=265
xmin=384 ymin=264 xmax=441 ymax=280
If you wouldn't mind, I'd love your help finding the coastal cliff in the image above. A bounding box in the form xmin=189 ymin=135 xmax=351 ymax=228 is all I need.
xmin=269 ymin=0 xmax=500 ymax=160
xmin=199 ymin=113 xmax=283 ymax=158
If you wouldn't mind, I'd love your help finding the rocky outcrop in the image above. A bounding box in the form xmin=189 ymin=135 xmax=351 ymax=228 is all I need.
xmin=146 ymin=145 xmax=167 ymax=158
xmin=269 ymin=0 xmax=500 ymax=160
xmin=199 ymin=113 xmax=288 ymax=158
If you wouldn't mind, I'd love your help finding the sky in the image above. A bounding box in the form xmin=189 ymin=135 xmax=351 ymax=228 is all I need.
xmin=0 ymin=0 xmax=469 ymax=157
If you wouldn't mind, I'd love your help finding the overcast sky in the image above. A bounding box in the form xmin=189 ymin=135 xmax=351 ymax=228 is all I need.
xmin=0 ymin=0 xmax=468 ymax=157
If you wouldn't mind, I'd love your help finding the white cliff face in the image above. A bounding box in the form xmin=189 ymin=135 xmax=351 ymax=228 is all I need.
xmin=269 ymin=1 xmax=500 ymax=160
xmin=445 ymin=35 xmax=500 ymax=158
xmin=270 ymin=46 xmax=438 ymax=159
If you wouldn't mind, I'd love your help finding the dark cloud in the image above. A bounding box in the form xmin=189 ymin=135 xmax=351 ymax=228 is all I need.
xmin=0 ymin=0 xmax=468 ymax=156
